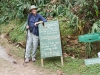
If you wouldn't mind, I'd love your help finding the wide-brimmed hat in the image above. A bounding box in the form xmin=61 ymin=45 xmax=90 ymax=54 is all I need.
xmin=30 ymin=5 xmax=38 ymax=10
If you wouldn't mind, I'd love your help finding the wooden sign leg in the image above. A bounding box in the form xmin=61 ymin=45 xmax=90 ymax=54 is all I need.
xmin=41 ymin=58 xmax=44 ymax=67
xmin=61 ymin=56 xmax=64 ymax=66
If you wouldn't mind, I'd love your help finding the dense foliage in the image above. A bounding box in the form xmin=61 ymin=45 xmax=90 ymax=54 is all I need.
xmin=0 ymin=0 xmax=100 ymax=33
xmin=0 ymin=0 xmax=100 ymax=58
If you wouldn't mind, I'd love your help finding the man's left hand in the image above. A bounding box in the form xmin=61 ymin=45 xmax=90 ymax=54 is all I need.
xmin=34 ymin=22 xmax=38 ymax=26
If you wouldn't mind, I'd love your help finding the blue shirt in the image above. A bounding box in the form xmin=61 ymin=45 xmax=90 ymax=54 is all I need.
xmin=27 ymin=13 xmax=47 ymax=36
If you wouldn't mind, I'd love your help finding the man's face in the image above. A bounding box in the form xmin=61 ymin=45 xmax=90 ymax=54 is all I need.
xmin=32 ymin=9 xmax=37 ymax=15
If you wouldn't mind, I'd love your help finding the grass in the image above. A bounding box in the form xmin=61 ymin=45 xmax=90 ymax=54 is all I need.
xmin=0 ymin=19 xmax=26 ymax=42
xmin=35 ymin=51 xmax=100 ymax=75
xmin=1 ymin=20 xmax=100 ymax=75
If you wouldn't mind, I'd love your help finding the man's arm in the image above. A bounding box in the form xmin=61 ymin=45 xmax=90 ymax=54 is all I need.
xmin=34 ymin=21 xmax=43 ymax=26
xmin=34 ymin=14 xmax=47 ymax=26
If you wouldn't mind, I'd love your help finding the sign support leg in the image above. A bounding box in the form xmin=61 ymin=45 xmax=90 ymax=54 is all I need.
xmin=41 ymin=58 xmax=44 ymax=67
xmin=61 ymin=56 xmax=64 ymax=66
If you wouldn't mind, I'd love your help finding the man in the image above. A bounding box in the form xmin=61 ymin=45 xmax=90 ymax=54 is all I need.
xmin=25 ymin=5 xmax=47 ymax=63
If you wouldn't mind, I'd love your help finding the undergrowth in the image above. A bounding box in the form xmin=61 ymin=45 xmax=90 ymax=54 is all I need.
xmin=0 ymin=19 xmax=100 ymax=75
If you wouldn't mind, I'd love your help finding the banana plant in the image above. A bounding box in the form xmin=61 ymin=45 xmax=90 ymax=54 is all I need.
xmin=92 ymin=20 xmax=100 ymax=33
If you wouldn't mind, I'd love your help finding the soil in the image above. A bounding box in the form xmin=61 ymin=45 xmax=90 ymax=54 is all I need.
xmin=0 ymin=34 xmax=56 ymax=75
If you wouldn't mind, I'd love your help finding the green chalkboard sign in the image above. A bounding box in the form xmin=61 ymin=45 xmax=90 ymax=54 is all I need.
xmin=39 ymin=20 xmax=62 ymax=58
xmin=84 ymin=58 xmax=100 ymax=65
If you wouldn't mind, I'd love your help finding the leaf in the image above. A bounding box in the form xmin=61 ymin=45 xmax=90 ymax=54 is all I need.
xmin=95 ymin=10 xmax=99 ymax=17
xmin=20 ymin=21 xmax=27 ymax=32
xmin=91 ymin=20 xmax=100 ymax=33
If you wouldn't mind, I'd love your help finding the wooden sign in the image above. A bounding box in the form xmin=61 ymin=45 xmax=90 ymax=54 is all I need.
xmin=39 ymin=20 xmax=63 ymax=67
xmin=84 ymin=58 xmax=100 ymax=65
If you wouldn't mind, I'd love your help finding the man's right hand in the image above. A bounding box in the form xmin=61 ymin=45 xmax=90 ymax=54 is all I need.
xmin=26 ymin=25 xmax=29 ymax=29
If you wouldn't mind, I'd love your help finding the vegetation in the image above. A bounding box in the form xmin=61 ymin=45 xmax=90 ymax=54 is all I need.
xmin=36 ymin=57 xmax=100 ymax=75
xmin=0 ymin=0 xmax=100 ymax=57
xmin=1 ymin=0 xmax=100 ymax=75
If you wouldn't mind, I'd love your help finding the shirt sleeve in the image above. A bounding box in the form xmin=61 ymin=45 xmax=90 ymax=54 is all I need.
xmin=38 ymin=14 xmax=47 ymax=22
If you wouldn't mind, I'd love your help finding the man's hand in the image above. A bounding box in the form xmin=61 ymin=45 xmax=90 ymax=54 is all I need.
xmin=26 ymin=25 xmax=29 ymax=29
xmin=34 ymin=22 xmax=38 ymax=26
xmin=34 ymin=21 xmax=43 ymax=26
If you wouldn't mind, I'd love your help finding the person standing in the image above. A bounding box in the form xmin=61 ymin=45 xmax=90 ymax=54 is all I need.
xmin=25 ymin=5 xmax=47 ymax=63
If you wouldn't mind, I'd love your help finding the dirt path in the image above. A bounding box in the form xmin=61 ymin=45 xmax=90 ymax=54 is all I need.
xmin=0 ymin=34 xmax=56 ymax=75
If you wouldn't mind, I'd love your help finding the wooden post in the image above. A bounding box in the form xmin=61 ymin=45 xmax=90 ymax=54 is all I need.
xmin=41 ymin=58 xmax=44 ymax=67
xmin=61 ymin=56 xmax=64 ymax=66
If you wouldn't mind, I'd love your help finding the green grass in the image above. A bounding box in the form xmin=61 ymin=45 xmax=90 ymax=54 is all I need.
xmin=35 ymin=51 xmax=100 ymax=75
xmin=0 ymin=20 xmax=26 ymax=42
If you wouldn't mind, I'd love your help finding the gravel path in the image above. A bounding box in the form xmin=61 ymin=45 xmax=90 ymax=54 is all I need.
xmin=0 ymin=34 xmax=56 ymax=75
xmin=0 ymin=46 xmax=14 ymax=62
xmin=0 ymin=45 xmax=56 ymax=75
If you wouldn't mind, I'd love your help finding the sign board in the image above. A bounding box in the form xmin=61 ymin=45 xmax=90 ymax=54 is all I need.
xmin=84 ymin=58 xmax=100 ymax=65
xmin=39 ymin=20 xmax=62 ymax=58
xmin=78 ymin=33 xmax=100 ymax=42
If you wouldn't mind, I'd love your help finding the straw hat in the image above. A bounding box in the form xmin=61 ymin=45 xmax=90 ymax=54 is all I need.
xmin=30 ymin=5 xmax=38 ymax=10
